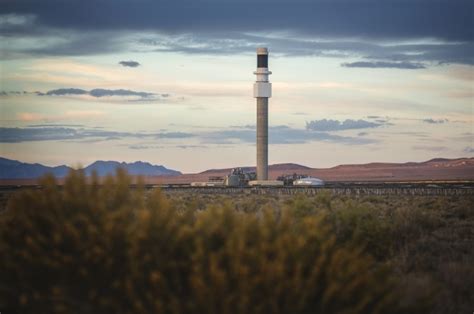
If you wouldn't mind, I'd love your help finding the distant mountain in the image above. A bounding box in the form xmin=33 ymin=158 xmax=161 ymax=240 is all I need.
xmin=0 ymin=157 xmax=70 ymax=179
xmin=0 ymin=157 xmax=181 ymax=179
xmin=84 ymin=160 xmax=181 ymax=177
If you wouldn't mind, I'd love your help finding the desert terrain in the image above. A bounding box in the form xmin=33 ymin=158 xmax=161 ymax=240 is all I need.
xmin=1 ymin=157 xmax=473 ymax=186
xmin=148 ymin=157 xmax=474 ymax=184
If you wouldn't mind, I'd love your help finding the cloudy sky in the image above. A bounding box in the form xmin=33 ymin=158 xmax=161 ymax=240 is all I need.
xmin=0 ymin=0 xmax=473 ymax=172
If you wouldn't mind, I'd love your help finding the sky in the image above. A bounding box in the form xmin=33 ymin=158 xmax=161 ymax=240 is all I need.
xmin=0 ymin=0 xmax=473 ymax=173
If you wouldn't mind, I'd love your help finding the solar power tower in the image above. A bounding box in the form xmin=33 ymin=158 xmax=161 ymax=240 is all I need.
xmin=253 ymin=47 xmax=272 ymax=181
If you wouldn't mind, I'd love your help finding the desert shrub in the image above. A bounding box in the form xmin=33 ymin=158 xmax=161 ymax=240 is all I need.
xmin=330 ymin=199 xmax=393 ymax=260
xmin=0 ymin=170 xmax=141 ymax=313
xmin=161 ymin=192 xmax=474 ymax=313
xmin=233 ymin=195 xmax=279 ymax=213
xmin=283 ymin=191 xmax=332 ymax=217
xmin=284 ymin=194 xmax=392 ymax=260
xmin=0 ymin=170 xmax=399 ymax=314
xmin=284 ymin=193 xmax=317 ymax=217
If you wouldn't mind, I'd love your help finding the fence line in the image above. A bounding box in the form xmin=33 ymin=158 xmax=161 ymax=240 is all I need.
xmin=162 ymin=186 xmax=474 ymax=196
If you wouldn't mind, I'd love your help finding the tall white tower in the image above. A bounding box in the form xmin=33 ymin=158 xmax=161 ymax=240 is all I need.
xmin=253 ymin=47 xmax=272 ymax=181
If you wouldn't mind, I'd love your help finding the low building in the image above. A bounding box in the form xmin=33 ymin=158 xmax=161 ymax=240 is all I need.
xmin=293 ymin=177 xmax=325 ymax=186
xmin=248 ymin=180 xmax=284 ymax=186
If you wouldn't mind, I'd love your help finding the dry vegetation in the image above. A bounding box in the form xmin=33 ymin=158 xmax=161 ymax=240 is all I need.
xmin=0 ymin=170 xmax=473 ymax=313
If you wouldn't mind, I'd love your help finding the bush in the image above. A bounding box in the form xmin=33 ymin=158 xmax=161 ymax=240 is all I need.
xmin=0 ymin=170 xmax=399 ymax=314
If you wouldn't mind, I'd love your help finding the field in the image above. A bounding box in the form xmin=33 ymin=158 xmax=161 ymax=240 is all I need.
xmin=0 ymin=171 xmax=473 ymax=313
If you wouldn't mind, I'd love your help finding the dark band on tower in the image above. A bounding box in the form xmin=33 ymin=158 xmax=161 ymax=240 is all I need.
xmin=257 ymin=54 xmax=268 ymax=68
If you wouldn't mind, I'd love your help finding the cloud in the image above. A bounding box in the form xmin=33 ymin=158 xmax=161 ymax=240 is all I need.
xmin=0 ymin=90 xmax=28 ymax=96
xmin=229 ymin=124 xmax=255 ymax=130
xmin=306 ymin=119 xmax=383 ymax=132
xmin=341 ymin=61 xmax=426 ymax=70
xmin=137 ymin=33 xmax=474 ymax=66
xmin=1 ymin=127 xmax=87 ymax=142
xmin=45 ymin=88 xmax=88 ymax=96
xmin=201 ymin=129 xmax=255 ymax=144
xmin=27 ymin=124 xmax=85 ymax=128
xmin=412 ymin=145 xmax=447 ymax=152
xmin=422 ymin=118 xmax=448 ymax=124
xmin=2 ymin=1 xmax=472 ymax=41
xmin=0 ymin=122 xmax=379 ymax=146
xmin=0 ymin=13 xmax=37 ymax=37
xmin=89 ymin=89 xmax=153 ymax=98
xmin=17 ymin=110 xmax=105 ymax=122
xmin=155 ymin=132 xmax=194 ymax=139
xmin=0 ymin=13 xmax=35 ymax=28
xmin=119 ymin=60 xmax=140 ymax=67
xmin=129 ymin=144 xmax=163 ymax=150
xmin=271 ymin=127 xmax=376 ymax=145
xmin=201 ymin=125 xmax=377 ymax=145
xmin=0 ymin=26 xmax=126 ymax=59
xmin=1 ymin=0 xmax=473 ymax=66
xmin=176 ymin=145 xmax=208 ymax=149
xmin=37 ymin=87 xmax=156 ymax=99
xmin=449 ymin=132 xmax=474 ymax=142
xmin=464 ymin=146 xmax=474 ymax=153
xmin=0 ymin=127 xmax=194 ymax=143
xmin=128 ymin=143 xmax=208 ymax=150
xmin=397 ymin=131 xmax=430 ymax=138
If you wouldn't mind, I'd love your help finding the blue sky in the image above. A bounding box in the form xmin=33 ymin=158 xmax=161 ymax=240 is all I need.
xmin=0 ymin=0 xmax=473 ymax=172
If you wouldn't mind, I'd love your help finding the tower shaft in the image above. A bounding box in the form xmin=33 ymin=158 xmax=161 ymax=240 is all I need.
xmin=256 ymin=97 xmax=268 ymax=180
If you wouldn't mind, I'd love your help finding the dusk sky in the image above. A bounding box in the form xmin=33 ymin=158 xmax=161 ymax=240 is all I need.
xmin=1 ymin=0 xmax=473 ymax=173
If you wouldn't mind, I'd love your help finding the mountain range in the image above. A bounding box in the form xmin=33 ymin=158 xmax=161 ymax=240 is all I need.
xmin=0 ymin=157 xmax=181 ymax=179
xmin=1 ymin=157 xmax=473 ymax=183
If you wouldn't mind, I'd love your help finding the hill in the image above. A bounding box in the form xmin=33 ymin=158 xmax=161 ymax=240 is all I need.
xmin=147 ymin=157 xmax=474 ymax=184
